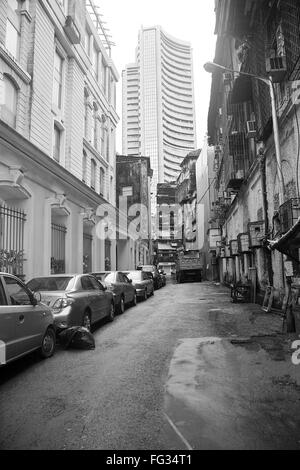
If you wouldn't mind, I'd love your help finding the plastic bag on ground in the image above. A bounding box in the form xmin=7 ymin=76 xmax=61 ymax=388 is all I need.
xmin=58 ymin=326 xmax=95 ymax=350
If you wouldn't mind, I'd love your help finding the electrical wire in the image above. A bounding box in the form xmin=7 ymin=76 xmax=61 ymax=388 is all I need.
xmin=197 ymin=177 xmax=216 ymax=205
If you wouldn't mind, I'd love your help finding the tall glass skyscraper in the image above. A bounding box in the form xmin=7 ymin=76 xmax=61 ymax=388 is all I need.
xmin=122 ymin=26 xmax=197 ymax=215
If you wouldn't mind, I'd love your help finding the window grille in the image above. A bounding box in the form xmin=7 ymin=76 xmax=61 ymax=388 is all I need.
xmin=0 ymin=205 xmax=26 ymax=278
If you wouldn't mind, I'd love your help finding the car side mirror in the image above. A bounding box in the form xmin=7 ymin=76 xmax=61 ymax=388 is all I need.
xmin=32 ymin=291 xmax=41 ymax=305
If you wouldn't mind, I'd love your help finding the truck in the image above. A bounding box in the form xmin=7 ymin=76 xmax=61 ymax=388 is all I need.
xmin=175 ymin=250 xmax=203 ymax=283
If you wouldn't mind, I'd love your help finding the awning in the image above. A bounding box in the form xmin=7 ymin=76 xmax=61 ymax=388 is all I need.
xmin=157 ymin=242 xmax=177 ymax=251
xmin=269 ymin=217 xmax=300 ymax=259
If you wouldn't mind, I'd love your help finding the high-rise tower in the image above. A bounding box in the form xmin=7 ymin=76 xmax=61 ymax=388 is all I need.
xmin=122 ymin=26 xmax=197 ymax=213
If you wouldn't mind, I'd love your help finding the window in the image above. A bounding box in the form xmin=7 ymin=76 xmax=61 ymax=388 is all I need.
xmin=106 ymin=130 xmax=110 ymax=161
xmin=53 ymin=50 xmax=63 ymax=110
xmin=53 ymin=124 xmax=61 ymax=162
xmin=0 ymin=280 xmax=6 ymax=305
xmin=84 ymin=89 xmax=89 ymax=138
xmin=82 ymin=151 xmax=87 ymax=183
xmin=92 ymin=41 xmax=98 ymax=80
xmin=101 ymin=57 xmax=106 ymax=92
xmin=5 ymin=0 xmax=21 ymax=60
xmin=62 ymin=0 xmax=69 ymax=15
xmin=110 ymin=176 xmax=114 ymax=198
xmin=91 ymin=103 xmax=98 ymax=148
xmin=81 ymin=276 xmax=95 ymax=291
xmin=100 ymin=122 xmax=105 ymax=155
xmin=93 ymin=104 xmax=98 ymax=149
xmin=89 ymin=276 xmax=102 ymax=290
xmin=91 ymin=159 xmax=96 ymax=190
xmin=85 ymin=29 xmax=91 ymax=57
xmin=1 ymin=75 xmax=18 ymax=128
xmin=4 ymin=276 xmax=32 ymax=306
xmin=100 ymin=168 xmax=105 ymax=196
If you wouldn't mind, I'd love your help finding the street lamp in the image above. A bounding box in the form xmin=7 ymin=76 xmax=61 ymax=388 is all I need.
xmin=204 ymin=61 xmax=285 ymax=206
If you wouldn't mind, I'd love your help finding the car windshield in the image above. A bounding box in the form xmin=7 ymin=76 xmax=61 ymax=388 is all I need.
xmin=27 ymin=277 xmax=74 ymax=292
xmin=126 ymin=271 xmax=142 ymax=281
xmin=103 ymin=273 xmax=115 ymax=283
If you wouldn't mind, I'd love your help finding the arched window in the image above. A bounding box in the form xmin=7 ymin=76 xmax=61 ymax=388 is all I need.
xmin=91 ymin=159 xmax=96 ymax=190
xmin=2 ymin=75 xmax=18 ymax=128
xmin=82 ymin=151 xmax=87 ymax=183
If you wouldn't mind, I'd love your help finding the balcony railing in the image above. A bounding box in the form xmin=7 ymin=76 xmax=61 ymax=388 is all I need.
xmin=224 ymin=154 xmax=245 ymax=190
xmin=279 ymin=198 xmax=300 ymax=234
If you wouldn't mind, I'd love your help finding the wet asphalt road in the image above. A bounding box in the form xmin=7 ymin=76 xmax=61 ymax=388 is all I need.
xmin=0 ymin=279 xmax=210 ymax=450
xmin=1 ymin=280 xmax=300 ymax=450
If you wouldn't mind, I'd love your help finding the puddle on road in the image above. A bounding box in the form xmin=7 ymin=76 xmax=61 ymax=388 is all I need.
xmin=231 ymin=335 xmax=288 ymax=361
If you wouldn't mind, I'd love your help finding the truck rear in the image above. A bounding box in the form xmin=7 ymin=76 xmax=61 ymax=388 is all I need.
xmin=176 ymin=251 xmax=203 ymax=283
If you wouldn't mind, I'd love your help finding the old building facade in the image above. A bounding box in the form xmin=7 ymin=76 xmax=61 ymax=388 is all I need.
xmin=208 ymin=0 xmax=300 ymax=302
xmin=0 ymin=0 xmax=119 ymax=280
xmin=116 ymin=155 xmax=153 ymax=270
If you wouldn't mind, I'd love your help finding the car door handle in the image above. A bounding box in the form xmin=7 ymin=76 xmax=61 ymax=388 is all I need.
xmin=19 ymin=315 xmax=25 ymax=323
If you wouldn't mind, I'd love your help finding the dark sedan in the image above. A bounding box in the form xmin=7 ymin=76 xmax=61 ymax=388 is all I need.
xmin=137 ymin=265 xmax=163 ymax=290
xmin=91 ymin=271 xmax=137 ymax=314
xmin=123 ymin=270 xmax=154 ymax=301
xmin=27 ymin=274 xmax=115 ymax=331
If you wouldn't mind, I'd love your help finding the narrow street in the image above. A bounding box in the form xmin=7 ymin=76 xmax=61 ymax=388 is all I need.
xmin=1 ymin=280 xmax=300 ymax=450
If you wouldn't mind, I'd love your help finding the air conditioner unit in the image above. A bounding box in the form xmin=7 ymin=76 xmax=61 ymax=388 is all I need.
xmin=246 ymin=120 xmax=256 ymax=138
xmin=265 ymin=56 xmax=287 ymax=82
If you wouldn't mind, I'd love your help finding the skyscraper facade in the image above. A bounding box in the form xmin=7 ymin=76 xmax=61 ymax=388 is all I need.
xmin=122 ymin=26 xmax=197 ymax=214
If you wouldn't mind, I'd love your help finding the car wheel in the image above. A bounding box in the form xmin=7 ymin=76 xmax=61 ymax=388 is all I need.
xmin=132 ymin=292 xmax=137 ymax=306
xmin=118 ymin=296 xmax=125 ymax=314
xmin=82 ymin=310 xmax=91 ymax=331
xmin=40 ymin=327 xmax=56 ymax=359
xmin=108 ymin=302 xmax=115 ymax=322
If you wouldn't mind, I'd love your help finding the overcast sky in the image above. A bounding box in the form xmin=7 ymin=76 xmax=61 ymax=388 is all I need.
xmin=95 ymin=0 xmax=217 ymax=152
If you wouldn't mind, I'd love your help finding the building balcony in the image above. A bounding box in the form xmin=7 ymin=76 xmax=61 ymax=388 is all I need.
xmin=279 ymin=198 xmax=300 ymax=234
xmin=224 ymin=154 xmax=245 ymax=190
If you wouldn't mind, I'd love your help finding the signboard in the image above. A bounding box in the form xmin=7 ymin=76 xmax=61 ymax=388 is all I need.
xmin=248 ymin=221 xmax=265 ymax=248
xmin=209 ymin=228 xmax=222 ymax=249
xmin=230 ymin=240 xmax=239 ymax=256
xmin=225 ymin=244 xmax=231 ymax=258
xmin=237 ymin=233 xmax=250 ymax=253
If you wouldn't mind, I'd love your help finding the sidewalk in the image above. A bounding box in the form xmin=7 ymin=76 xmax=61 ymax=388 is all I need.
xmin=164 ymin=283 xmax=300 ymax=450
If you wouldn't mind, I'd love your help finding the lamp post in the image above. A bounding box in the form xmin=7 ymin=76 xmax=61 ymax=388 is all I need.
xmin=204 ymin=61 xmax=285 ymax=206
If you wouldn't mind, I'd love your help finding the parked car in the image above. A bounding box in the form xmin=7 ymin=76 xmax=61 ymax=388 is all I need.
xmin=91 ymin=271 xmax=137 ymax=313
xmin=158 ymin=269 xmax=167 ymax=287
xmin=123 ymin=270 xmax=154 ymax=301
xmin=0 ymin=273 xmax=56 ymax=366
xmin=137 ymin=265 xmax=163 ymax=290
xmin=26 ymin=274 xmax=115 ymax=331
